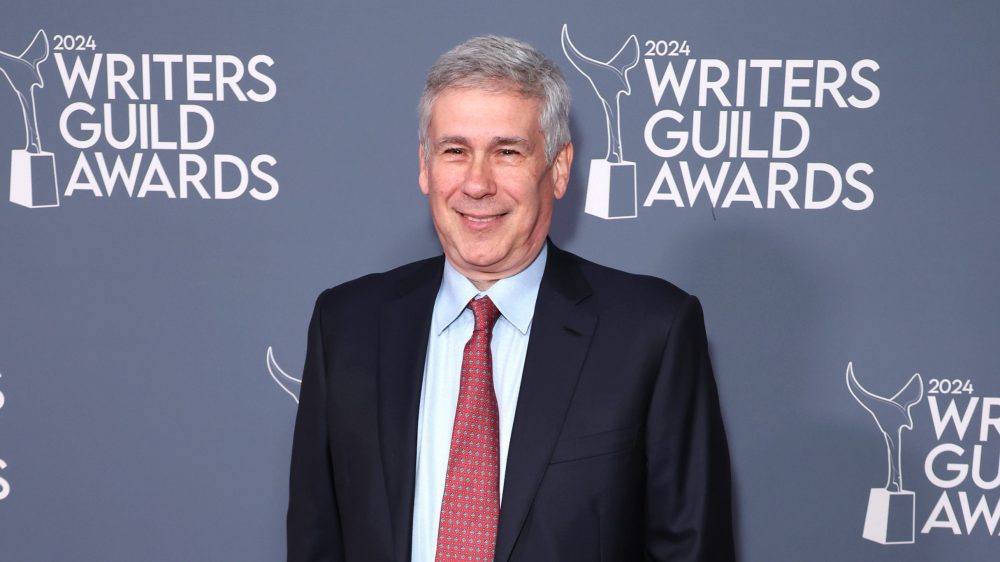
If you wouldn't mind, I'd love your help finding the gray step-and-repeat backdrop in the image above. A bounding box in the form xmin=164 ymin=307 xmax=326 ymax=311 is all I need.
xmin=1 ymin=1 xmax=997 ymax=560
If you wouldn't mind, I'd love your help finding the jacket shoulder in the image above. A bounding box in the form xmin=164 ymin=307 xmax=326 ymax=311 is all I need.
xmin=557 ymin=248 xmax=692 ymax=313
xmin=314 ymin=255 xmax=443 ymax=315
xmin=563 ymin=248 xmax=690 ymax=301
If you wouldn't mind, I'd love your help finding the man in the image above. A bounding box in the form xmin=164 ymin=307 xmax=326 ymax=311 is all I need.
xmin=288 ymin=35 xmax=734 ymax=562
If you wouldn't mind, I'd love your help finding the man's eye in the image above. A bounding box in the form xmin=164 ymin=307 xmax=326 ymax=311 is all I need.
xmin=499 ymin=148 xmax=520 ymax=156
xmin=443 ymin=147 xmax=464 ymax=155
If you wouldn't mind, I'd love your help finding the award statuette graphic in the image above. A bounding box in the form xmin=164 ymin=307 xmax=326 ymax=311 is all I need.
xmin=561 ymin=25 xmax=640 ymax=220
xmin=846 ymin=362 xmax=924 ymax=545
xmin=0 ymin=29 xmax=58 ymax=208
xmin=266 ymin=346 xmax=301 ymax=404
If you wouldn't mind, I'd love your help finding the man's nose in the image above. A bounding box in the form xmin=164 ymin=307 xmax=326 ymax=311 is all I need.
xmin=461 ymin=155 xmax=496 ymax=199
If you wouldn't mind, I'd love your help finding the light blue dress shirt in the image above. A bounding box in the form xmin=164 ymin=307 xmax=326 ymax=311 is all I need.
xmin=410 ymin=245 xmax=547 ymax=562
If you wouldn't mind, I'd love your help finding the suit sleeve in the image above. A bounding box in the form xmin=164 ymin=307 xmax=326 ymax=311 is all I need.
xmin=645 ymin=295 xmax=736 ymax=561
xmin=287 ymin=290 xmax=346 ymax=561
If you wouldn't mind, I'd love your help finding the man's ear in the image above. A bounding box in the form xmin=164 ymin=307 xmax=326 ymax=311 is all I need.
xmin=418 ymin=144 xmax=429 ymax=195
xmin=551 ymin=142 xmax=573 ymax=200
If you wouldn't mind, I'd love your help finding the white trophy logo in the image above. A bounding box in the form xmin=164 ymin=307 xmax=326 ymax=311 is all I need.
xmin=846 ymin=362 xmax=924 ymax=544
xmin=0 ymin=29 xmax=58 ymax=208
xmin=561 ymin=24 xmax=639 ymax=220
xmin=266 ymin=346 xmax=301 ymax=404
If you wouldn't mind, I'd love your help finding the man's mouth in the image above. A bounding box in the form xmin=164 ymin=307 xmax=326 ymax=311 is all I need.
xmin=459 ymin=211 xmax=506 ymax=223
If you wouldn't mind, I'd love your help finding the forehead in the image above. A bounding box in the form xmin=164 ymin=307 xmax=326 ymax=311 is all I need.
xmin=428 ymin=87 xmax=542 ymax=138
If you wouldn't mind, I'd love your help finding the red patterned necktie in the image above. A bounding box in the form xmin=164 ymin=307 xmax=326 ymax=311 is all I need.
xmin=435 ymin=296 xmax=502 ymax=562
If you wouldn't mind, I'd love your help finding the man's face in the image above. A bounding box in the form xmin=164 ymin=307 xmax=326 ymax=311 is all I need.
xmin=419 ymin=87 xmax=573 ymax=286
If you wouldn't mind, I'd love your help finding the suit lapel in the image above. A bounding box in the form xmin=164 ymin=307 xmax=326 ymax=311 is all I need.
xmin=377 ymin=257 xmax=443 ymax=562
xmin=495 ymin=244 xmax=597 ymax=562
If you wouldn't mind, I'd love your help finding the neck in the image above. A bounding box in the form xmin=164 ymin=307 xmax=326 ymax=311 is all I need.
xmin=470 ymin=278 xmax=497 ymax=291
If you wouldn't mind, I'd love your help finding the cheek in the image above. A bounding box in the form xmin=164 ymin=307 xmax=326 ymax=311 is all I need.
xmin=427 ymin=170 xmax=463 ymax=199
xmin=497 ymin=170 xmax=543 ymax=201
xmin=510 ymin=183 xmax=548 ymax=215
xmin=429 ymin=192 xmax=454 ymax=221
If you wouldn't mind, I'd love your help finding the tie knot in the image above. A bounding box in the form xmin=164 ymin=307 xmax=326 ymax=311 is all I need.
xmin=468 ymin=295 xmax=501 ymax=332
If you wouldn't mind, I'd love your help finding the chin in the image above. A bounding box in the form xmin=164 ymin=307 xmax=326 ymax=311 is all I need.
xmin=459 ymin=250 xmax=504 ymax=269
xmin=452 ymin=243 xmax=505 ymax=269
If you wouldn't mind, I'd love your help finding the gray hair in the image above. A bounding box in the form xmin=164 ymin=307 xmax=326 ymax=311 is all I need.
xmin=418 ymin=35 xmax=571 ymax=164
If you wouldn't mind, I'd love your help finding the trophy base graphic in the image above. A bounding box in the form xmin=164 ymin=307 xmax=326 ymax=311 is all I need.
xmin=585 ymin=159 xmax=636 ymax=220
xmin=862 ymin=488 xmax=915 ymax=545
xmin=9 ymin=149 xmax=59 ymax=208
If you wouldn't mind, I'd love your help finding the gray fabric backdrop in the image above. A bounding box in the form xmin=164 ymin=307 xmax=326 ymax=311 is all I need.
xmin=1 ymin=1 xmax=997 ymax=560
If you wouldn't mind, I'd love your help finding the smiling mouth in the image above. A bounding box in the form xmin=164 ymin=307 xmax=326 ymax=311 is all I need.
xmin=459 ymin=211 xmax=507 ymax=223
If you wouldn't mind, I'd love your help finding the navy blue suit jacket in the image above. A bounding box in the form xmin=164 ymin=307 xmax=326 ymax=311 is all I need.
xmin=287 ymin=243 xmax=735 ymax=561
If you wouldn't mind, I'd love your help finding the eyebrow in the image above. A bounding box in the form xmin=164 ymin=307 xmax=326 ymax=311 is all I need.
xmin=435 ymin=136 xmax=470 ymax=147
xmin=493 ymin=136 xmax=530 ymax=147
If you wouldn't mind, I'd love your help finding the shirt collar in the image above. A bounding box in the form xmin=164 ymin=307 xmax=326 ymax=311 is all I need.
xmin=432 ymin=244 xmax=547 ymax=336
